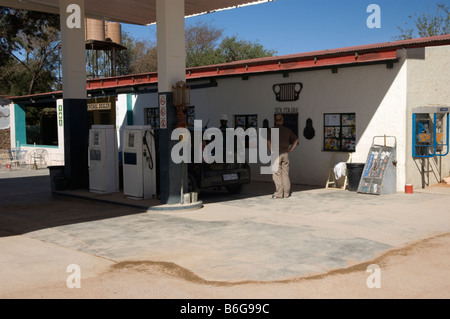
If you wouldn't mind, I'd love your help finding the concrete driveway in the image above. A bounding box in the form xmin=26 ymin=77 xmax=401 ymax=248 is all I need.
xmin=1 ymin=168 xmax=449 ymax=296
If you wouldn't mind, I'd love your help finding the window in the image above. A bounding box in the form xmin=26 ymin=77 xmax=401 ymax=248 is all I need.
xmin=234 ymin=114 xmax=258 ymax=130
xmin=323 ymin=113 xmax=356 ymax=152
xmin=145 ymin=108 xmax=160 ymax=128
xmin=25 ymin=105 xmax=58 ymax=146
xmin=275 ymin=113 xmax=299 ymax=138
xmin=234 ymin=114 xmax=258 ymax=149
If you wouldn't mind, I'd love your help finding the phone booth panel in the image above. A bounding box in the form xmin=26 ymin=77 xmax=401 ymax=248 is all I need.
xmin=412 ymin=106 xmax=449 ymax=158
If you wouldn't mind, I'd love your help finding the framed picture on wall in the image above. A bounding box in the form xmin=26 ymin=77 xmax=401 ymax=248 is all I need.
xmin=323 ymin=113 xmax=356 ymax=152
xmin=234 ymin=114 xmax=258 ymax=130
xmin=235 ymin=115 xmax=247 ymax=129
xmin=234 ymin=114 xmax=258 ymax=148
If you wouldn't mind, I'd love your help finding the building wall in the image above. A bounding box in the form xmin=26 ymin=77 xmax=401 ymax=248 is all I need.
xmin=405 ymin=45 xmax=450 ymax=188
xmin=189 ymin=56 xmax=408 ymax=190
xmin=0 ymin=128 xmax=10 ymax=150
xmin=121 ymin=54 xmax=409 ymax=190
xmin=9 ymin=102 xmax=65 ymax=166
xmin=116 ymin=94 xmax=130 ymax=151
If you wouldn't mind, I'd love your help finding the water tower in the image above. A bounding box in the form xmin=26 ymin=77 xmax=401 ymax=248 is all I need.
xmin=85 ymin=18 xmax=127 ymax=78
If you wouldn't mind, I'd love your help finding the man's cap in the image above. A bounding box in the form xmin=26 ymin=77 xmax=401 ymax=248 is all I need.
xmin=220 ymin=114 xmax=228 ymax=121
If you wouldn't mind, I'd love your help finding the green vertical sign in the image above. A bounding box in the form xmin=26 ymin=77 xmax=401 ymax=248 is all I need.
xmin=58 ymin=104 xmax=63 ymax=126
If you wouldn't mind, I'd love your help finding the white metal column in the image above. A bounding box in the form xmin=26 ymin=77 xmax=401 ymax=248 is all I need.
xmin=155 ymin=0 xmax=187 ymax=204
xmin=59 ymin=0 xmax=89 ymax=189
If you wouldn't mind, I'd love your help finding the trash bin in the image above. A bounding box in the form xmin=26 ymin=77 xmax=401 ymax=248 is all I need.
xmin=48 ymin=166 xmax=67 ymax=192
xmin=346 ymin=163 xmax=365 ymax=192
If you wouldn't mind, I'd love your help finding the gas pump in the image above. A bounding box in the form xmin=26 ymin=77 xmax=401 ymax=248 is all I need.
xmin=122 ymin=126 xmax=157 ymax=200
xmin=88 ymin=125 xmax=119 ymax=194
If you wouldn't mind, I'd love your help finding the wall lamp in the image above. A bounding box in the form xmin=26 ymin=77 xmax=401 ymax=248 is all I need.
xmin=172 ymin=81 xmax=191 ymax=128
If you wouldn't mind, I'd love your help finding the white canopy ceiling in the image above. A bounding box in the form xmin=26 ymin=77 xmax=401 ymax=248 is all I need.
xmin=0 ymin=0 xmax=274 ymax=25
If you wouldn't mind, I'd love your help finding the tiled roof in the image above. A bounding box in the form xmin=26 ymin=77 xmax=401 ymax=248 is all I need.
xmin=9 ymin=34 xmax=450 ymax=101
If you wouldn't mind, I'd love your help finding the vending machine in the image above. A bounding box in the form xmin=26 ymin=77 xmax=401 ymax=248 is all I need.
xmin=122 ymin=126 xmax=157 ymax=200
xmin=88 ymin=125 xmax=119 ymax=194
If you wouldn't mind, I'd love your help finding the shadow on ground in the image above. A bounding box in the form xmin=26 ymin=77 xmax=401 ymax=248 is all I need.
xmin=0 ymin=172 xmax=320 ymax=238
xmin=0 ymin=175 xmax=146 ymax=237
xmin=195 ymin=181 xmax=321 ymax=204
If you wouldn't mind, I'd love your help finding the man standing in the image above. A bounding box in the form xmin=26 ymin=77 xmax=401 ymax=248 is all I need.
xmin=268 ymin=114 xmax=299 ymax=199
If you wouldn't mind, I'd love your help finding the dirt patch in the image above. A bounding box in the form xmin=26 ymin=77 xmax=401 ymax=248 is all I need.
xmin=110 ymin=233 xmax=450 ymax=286
xmin=4 ymin=233 xmax=449 ymax=299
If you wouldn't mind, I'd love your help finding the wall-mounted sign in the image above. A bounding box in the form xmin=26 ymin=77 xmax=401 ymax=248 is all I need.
xmin=274 ymin=107 xmax=298 ymax=114
xmin=159 ymin=94 xmax=167 ymax=129
xmin=87 ymin=102 xmax=111 ymax=111
xmin=58 ymin=104 xmax=63 ymax=127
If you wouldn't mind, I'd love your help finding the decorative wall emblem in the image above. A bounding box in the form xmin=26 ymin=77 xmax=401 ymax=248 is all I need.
xmin=273 ymin=83 xmax=303 ymax=102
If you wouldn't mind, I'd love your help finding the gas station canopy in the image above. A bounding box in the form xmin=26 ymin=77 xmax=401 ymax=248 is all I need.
xmin=0 ymin=0 xmax=273 ymax=25
xmin=1 ymin=0 xmax=275 ymax=202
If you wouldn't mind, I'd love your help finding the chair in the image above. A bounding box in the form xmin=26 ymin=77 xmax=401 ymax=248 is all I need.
xmin=7 ymin=148 xmax=28 ymax=169
xmin=325 ymin=153 xmax=352 ymax=190
xmin=29 ymin=149 xmax=48 ymax=169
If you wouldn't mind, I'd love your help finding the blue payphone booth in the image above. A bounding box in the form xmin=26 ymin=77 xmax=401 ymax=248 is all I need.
xmin=412 ymin=106 xmax=449 ymax=188
xmin=412 ymin=106 xmax=449 ymax=158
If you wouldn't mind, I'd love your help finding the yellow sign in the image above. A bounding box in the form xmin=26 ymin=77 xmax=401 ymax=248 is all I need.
xmin=87 ymin=102 xmax=111 ymax=111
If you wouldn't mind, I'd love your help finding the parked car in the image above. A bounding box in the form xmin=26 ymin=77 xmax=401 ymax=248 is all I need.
xmin=188 ymin=160 xmax=251 ymax=194
xmin=187 ymin=128 xmax=251 ymax=194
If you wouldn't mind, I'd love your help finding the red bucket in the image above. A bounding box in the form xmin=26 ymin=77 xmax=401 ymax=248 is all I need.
xmin=405 ymin=184 xmax=413 ymax=194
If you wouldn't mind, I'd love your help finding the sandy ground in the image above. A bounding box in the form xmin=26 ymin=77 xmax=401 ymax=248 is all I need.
xmin=4 ymin=233 xmax=449 ymax=299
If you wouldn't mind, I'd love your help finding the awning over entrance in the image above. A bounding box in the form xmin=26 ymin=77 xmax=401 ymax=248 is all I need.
xmin=0 ymin=0 xmax=274 ymax=25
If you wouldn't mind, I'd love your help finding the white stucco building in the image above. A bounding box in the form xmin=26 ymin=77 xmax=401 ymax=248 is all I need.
xmin=7 ymin=35 xmax=450 ymax=192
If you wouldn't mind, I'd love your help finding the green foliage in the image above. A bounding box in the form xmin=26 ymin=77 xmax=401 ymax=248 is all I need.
xmin=185 ymin=22 xmax=276 ymax=68
xmin=0 ymin=8 xmax=276 ymax=96
xmin=122 ymin=32 xmax=158 ymax=74
xmin=116 ymin=22 xmax=277 ymax=71
xmin=186 ymin=21 xmax=224 ymax=67
xmin=396 ymin=3 xmax=450 ymax=40
xmin=0 ymin=7 xmax=60 ymax=96
xmin=87 ymin=32 xmax=158 ymax=77
xmin=219 ymin=36 xmax=276 ymax=63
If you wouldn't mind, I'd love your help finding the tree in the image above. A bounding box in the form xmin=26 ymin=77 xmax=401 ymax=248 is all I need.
xmin=185 ymin=21 xmax=277 ymax=68
xmin=0 ymin=7 xmax=60 ymax=96
xmin=87 ymin=32 xmax=158 ymax=77
xmin=396 ymin=3 xmax=450 ymax=40
xmin=219 ymin=36 xmax=276 ymax=63
xmin=185 ymin=21 xmax=224 ymax=67
xmin=125 ymin=36 xmax=158 ymax=74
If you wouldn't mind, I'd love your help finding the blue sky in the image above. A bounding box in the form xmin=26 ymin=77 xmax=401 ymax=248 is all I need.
xmin=122 ymin=0 xmax=448 ymax=56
